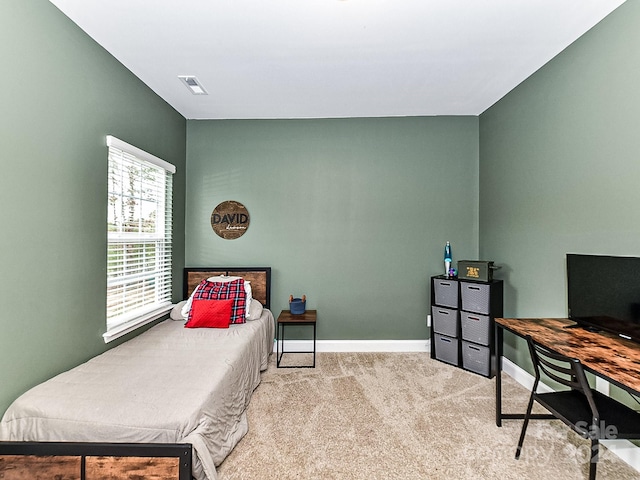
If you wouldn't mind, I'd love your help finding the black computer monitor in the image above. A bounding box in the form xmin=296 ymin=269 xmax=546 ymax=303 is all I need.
xmin=567 ymin=253 xmax=640 ymax=343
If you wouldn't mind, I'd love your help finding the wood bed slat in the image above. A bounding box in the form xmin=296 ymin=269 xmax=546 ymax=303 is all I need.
xmin=183 ymin=267 xmax=271 ymax=308
xmin=85 ymin=455 xmax=179 ymax=479
xmin=0 ymin=454 xmax=81 ymax=479
xmin=185 ymin=270 xmax=226 ymax=299
xmin=228 ymin=270 xmax=268 ymax=309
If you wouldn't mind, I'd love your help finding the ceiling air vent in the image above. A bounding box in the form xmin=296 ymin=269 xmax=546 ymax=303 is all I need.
xmin=178 ymin=75 xmax=208 ymax=95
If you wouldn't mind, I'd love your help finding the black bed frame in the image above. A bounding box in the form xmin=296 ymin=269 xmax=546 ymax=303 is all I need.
xmin=0 ymin=442 xmax=192 ymax=479
xmin=0 ymin=267 xmax=272 ymax=480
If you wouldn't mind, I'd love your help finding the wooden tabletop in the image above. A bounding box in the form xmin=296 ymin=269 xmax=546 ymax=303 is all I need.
xmin=277 ymin=309 xmax=317 ymax=324
xmin=496 ymin=317 xmax=640 ymax=395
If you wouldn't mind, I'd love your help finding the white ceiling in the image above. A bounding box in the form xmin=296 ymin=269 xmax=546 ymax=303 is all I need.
xmin=49 ymin=0 xmax=625 ymax=120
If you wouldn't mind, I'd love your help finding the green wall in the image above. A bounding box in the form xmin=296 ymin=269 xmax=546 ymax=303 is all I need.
xmin=0 ymin=0 xmax=186 ymax=413
xmin=186 ymin=117 xmax=479 ymax=340
xmin=479 ymin=1 xmax=640 ymax=368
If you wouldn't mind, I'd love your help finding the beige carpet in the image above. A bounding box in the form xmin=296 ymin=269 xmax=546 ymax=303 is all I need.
xmin=217 ymin=352 xmax=639 ymax=480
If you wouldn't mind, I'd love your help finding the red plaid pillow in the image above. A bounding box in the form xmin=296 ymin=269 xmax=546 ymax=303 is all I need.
xmin=190 ymin=278 xmax=247 ymax=324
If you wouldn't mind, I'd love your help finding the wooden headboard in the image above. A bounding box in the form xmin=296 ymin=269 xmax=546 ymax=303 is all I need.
xmin=183 ymin=267 xmax=271 ymax=309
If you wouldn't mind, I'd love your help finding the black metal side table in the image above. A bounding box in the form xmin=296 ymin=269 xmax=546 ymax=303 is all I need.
xmin=276 ymin=309 xmax=317 ymax=368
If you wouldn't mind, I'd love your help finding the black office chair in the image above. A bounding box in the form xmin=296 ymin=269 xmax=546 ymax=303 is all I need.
xmin=515 ymin=335 xmax=640 ymax=480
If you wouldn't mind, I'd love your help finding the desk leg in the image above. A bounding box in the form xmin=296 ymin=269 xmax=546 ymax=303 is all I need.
xmin=494 ymin=323 xmax=563 ymax=426
xmin=495 ymin=323 xmax=503 ymax=427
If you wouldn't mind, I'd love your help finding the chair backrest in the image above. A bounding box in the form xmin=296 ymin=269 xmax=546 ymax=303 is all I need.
xmin=527 ymin=337 xmax=584 ymax=389
xmin=525 ymin=336 xmax=600 ymax=416
xmin=526 ymin=335 xmax=603 ymax=429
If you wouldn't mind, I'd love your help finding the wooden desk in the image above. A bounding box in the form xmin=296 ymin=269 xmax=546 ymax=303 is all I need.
xmin=495 ymin=317 xmax=640 ymax=427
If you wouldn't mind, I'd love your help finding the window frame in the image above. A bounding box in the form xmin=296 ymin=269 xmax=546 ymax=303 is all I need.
xmin=103 ymin=135 xmax=176 ymax=343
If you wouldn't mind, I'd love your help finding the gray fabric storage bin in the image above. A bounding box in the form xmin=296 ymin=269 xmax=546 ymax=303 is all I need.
xmin=461 ymin=311 xmax=490 ymax=346
xmin=460 ymin=282 xmax=491 ymax=314
xmin=434 ymin=333 xmax=459 ymax=366
xmin=462 ymin=340 xmax=491 ymax=376
xmin=433 ymin=278 xmax=458 ymax=308
xmin=432 ymin=306 xmax=459 ymax=338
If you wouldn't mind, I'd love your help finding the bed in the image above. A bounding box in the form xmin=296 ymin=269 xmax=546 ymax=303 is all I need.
xmin=0 ymin=267 xmax=274 ymax=480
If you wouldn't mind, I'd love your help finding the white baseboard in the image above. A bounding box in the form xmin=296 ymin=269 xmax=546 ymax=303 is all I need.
xmin=275 ymin=339 xmax=430 ymax=353
xmin=500 ymin=356 xmax=639 ymax=472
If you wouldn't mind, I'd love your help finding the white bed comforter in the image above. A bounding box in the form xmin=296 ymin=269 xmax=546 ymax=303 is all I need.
xmin=0 ymin=310 xmax=275 ymax=480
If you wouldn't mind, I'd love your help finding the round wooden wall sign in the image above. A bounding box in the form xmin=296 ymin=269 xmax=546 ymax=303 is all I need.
xmin=210 ymin=201 xmax=250 ymax=240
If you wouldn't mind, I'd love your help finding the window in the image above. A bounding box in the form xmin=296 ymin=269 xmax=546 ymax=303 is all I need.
xmin=104 ymin=135 xmax=175 ymax=342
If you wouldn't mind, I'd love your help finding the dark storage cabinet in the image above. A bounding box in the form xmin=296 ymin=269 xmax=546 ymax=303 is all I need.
xmin=430 ymin=275 xmax=503 ymax=378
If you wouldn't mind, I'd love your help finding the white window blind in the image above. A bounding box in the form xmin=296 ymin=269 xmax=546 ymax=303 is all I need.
xmin=105 ymin=135 xmax=175 ymax=341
